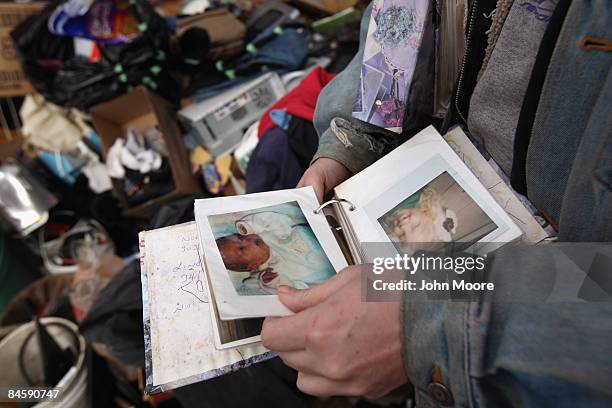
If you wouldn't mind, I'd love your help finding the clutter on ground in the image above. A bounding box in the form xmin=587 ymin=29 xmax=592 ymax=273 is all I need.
xmin=0 ymin=0 xmax=362 ymax=406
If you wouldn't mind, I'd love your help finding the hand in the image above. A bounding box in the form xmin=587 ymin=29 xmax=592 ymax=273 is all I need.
xmin=261 ymin=266 xmax=408 ymax=398
xmin=297 ymin=158 xmax=352 ymax=203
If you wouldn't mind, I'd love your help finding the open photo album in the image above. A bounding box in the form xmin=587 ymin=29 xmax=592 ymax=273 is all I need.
xmin=141 ymin=125 xmax=549 ymax=392
xmin=194 ymin=126 xmax=548 ymax=320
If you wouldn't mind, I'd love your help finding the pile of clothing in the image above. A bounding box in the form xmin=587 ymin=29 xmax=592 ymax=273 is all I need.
xmin=106 ymin=128 xmax=173 ymax=207
xmin=19 ymin=94 xmax=111 ymax=194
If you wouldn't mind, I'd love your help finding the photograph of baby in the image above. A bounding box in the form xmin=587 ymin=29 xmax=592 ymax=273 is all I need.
xmin=378 ymin=172 xmax=497 ymax=252
xmin=208 ymin=201 xmax=336 ymax=296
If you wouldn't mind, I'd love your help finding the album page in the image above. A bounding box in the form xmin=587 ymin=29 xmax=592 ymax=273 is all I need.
xmin=333 ymin=126 xmax=523 ymax=261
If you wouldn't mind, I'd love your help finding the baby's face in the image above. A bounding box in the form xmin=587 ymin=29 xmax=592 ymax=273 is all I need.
xmin=219 ymin=234 xmax=270 ymax=271
xmin=393 ymin=207 xmax=439 ymax=243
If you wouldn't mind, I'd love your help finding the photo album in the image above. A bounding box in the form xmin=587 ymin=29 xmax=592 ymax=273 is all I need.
xmin=140 ymin=125 xmax=549 ymax=392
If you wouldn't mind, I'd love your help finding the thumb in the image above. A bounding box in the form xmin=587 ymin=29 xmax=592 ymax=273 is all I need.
xmin=276 ymin=270 xmax=352 ymax=312
xmin=297 ymin=172 xmax=325 ymax=203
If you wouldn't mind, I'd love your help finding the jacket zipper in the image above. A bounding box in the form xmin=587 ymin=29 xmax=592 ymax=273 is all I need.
xmin=455 ymin=0 xmax=479 ymax=124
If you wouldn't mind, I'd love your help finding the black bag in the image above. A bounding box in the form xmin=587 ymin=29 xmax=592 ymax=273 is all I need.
xmin=11 ymin=0 xmax=180 ymax=110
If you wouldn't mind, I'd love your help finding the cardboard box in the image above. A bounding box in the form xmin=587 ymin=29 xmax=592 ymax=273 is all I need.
xmin=0 ymin=128 xmax=22 ymax=160
xmin=0 ymin=2 xmax=44 ymax=97
xmin=90 ymin=87 xmax=201 ymax=219
xmin=176 ymin=9 xmax=246 ymax=60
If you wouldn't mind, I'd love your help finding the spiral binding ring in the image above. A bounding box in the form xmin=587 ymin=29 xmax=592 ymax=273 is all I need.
xmin=313 ymin=198 xmax=356 ymax=214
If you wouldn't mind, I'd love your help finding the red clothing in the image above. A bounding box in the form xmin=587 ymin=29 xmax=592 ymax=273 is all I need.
xmin=258 ymin=66 xmax=336 ymax=137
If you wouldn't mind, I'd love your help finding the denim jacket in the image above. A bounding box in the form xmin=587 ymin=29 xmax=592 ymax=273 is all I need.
xmin=312 ymin=1 xmax=612 ymax=406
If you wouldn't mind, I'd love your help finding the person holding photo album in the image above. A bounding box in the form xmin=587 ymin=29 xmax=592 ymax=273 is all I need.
xmin=262 ymin=0 xmax=611 ymax=407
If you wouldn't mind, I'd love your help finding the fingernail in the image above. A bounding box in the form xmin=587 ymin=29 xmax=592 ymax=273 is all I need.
xmin=277 ymin=285 xmax=293 ymax=295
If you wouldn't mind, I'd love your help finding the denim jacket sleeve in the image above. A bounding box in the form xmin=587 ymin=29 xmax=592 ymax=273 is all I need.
xmin=312 ymin=3 xmax=397 ymax=175
xmin=401 ymin=247 xmax=612 ymax=408
xmin=312 ymin=1 xmax=437 ymax=175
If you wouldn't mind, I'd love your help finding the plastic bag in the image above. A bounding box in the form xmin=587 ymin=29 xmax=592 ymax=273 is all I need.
xmin=49 ymin=0 xmax=141 ymax=44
